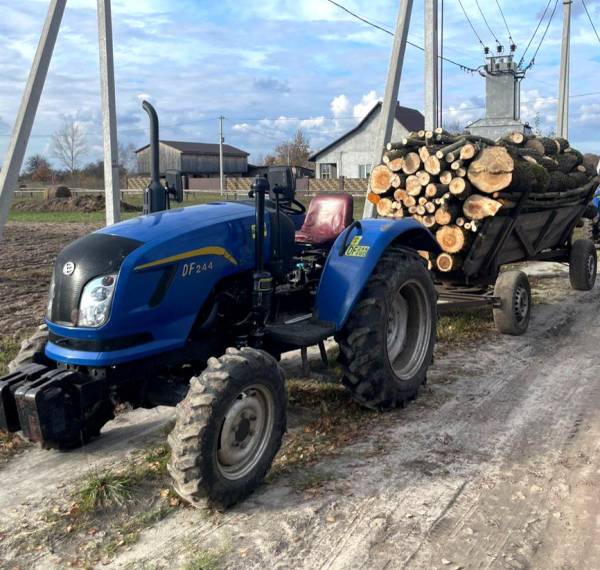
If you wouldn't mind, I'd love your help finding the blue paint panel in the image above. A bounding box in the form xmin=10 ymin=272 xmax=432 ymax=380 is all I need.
xmin=315 ymin=218 xmax=438 ymax=329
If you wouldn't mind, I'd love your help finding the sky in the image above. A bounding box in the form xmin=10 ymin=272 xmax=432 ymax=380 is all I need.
xmin=0 ymin=0 xmax=599 ymax=170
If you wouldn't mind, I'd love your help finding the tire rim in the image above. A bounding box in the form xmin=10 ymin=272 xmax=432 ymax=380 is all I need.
xmin=513 ymin=285 xmax=530 ymax=324
xmin=587 ymin=254 xmax=596 ymax=283
xmin=386 ymin=279 xmax=432 ymax=380
xmin=217 ymin=384 xmax=275 ymax=481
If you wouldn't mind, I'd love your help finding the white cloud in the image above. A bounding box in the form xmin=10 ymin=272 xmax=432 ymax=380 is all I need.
xmin=353 ymin=90 xmax=379 ymax=120
xmin=299 ymin=116 xmax=325 ymax=129
xmin=330 ymin=94 xmax=350 ymax=118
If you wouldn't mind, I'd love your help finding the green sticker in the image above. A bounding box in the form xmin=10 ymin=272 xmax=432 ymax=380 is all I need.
xmin=345 ymin=236 xmax=370 ymax=257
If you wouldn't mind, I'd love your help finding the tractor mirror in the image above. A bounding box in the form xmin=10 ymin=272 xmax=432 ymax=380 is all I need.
xmin=165 ymin=169 xmax=184 ymax=203
xmin=267 ymin=166 xmax=295 ymax=202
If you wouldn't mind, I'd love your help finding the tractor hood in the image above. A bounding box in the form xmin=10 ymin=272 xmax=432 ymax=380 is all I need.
xmin=97 ymin=201 xmax=255 ymax=244
xmin=45 ymin=200 xmax=262 ymax=365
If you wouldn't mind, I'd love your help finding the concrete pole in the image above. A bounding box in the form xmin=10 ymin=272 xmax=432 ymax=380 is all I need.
xmin=424 ymin=0 xmax=439 ymax=131
xmin=97 ymin=0 xmax=121 ymax=225
xmin=219 ymin=116 xmax=225 ymax=196
xmin=0 ymin=0 xmax=67 ymax=241
xmin=557 ymin=0 xmax=571 ymax=139
xmin=363 ymin=0 xmax=414 ymax=219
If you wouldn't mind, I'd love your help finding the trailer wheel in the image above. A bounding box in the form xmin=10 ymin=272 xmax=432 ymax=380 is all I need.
xmin=168 ymin=347 xmax=286 ymax=510
xmin=8 ymin=324 xmax=50 ymax=373
xmin=569 ymin=239 xmax=597 ymax=291
xmin=493 ymin=270 xmax=531 ymax=335
xmin=336 ymin=248 xmax=437 ymax=411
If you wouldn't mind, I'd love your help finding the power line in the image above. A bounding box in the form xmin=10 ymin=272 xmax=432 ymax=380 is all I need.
xmin=495 ymin=0 xmax=516 ymax=49
xmin=456 ymin=0 xmax=487 ymax=52
xmin=582 ymin=0 xmax=600 ymax=44
xmin=522 ymin=0 xmax=560 ymax=71
xmin=518 ymin=0 xmax=553 ymax=68
xmin=475 ymin=0 xmax=502 ymax=48
xmin=325 ymin=0 xmax=480 ymax=72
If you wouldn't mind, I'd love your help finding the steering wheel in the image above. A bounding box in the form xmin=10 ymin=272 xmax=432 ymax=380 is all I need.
xmin=279 ymin=199 xmax=306 ymax=216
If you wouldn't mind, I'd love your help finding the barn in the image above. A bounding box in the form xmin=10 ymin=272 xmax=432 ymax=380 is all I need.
xmin=135 ymin=140 xmax=249 ymax=178
xmin=309 ymin=102 xmax=424 ymax=180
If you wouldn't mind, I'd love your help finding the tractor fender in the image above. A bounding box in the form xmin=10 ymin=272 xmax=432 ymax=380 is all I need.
xmin=315 ymin=218 xmax=439 ymax=330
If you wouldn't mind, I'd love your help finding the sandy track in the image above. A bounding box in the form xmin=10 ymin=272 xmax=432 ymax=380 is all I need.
xmin=1 ymin=225 xmax=599 ymax=569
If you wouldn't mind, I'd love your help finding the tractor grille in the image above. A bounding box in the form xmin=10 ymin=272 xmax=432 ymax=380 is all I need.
xmin=49 ymin=233 xmax=142 ymax=326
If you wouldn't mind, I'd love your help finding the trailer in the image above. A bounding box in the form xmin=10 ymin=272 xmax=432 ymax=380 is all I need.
xmin=435 ymin=183 xmax=598 ymax=334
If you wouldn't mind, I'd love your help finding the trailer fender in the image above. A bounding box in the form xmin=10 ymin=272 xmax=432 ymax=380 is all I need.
xmin=316 ymin=218 xmax=439 ymax=329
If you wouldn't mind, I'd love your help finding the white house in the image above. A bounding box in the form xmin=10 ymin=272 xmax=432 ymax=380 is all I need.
xmin=310 ymin=102 xmax=424 ymax=180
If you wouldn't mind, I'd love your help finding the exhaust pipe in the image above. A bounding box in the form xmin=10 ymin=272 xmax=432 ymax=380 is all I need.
xmin=142 ymin=101 xmax=167 ymax=214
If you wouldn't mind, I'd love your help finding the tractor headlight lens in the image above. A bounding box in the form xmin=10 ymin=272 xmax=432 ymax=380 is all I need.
xmin=78 ymin=274 xmax=117 ymax=328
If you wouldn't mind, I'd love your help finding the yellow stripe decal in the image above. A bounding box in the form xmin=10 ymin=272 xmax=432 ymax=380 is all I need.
xmin=135 ymin=246 xmax=238 ymax=271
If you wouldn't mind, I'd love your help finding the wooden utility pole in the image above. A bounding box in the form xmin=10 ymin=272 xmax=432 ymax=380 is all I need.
xmin=97 ymin=0 xmax=121 ymax=225
xmin=557 ymin=0 xmax=571 ymax=138
xmin=363 ymin=0 xmax=414 ymax=219
xmin=0 ymin=0 xmax=67 ymax=241
xmin=219 ymin=116 xmax=225 ymax=196
xmin=424 ymin=0 xmax=439 ymax=131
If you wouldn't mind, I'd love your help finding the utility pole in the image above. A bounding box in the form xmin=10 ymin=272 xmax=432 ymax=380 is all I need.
xmin=424 ymin=0 xmax=439 ymax=131
xmin=363 ymin=0 xmax=414 ymax=219
xmin=557 ymin=0 xmax=571 ymax=139
xmin=219 ymin=116 xmax=225 ymax=197
xmin=0 ymin=0 xmax=67 ymax=241
xmin=97 ymin=0 xmax=121 ymax=225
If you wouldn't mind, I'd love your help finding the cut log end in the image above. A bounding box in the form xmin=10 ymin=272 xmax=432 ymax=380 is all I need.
xmin=436 ymin=225 xmax=467 ymax=254
xmin=370 ymin=164 xmax=395 ymax=194
xmin=436 ymin=253 xmax=462 ymax=272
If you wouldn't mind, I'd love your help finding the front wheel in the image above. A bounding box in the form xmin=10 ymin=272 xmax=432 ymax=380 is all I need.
xmin=168 ymin=347 xmax=286 ymax=509
xmin=336 ymin=248 xmax=437 ymax=411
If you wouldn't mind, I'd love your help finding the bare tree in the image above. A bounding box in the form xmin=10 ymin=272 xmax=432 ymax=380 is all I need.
xmin=118 ymin=141 xmax=138 ymax=174
xmin=51 ymin=120 xmax=88 ymax=175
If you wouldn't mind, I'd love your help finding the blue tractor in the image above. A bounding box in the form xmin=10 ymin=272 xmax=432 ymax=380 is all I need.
xmin=0 ymin=103 xmax=439 ymax=508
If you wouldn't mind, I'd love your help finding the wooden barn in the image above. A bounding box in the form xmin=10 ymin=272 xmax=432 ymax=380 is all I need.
xmin=135 ymin=140 xmax=249 ymax=178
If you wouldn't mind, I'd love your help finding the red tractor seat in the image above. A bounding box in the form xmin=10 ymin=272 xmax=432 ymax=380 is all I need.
xmin=295 ymin=193 xmax=354 ymax=246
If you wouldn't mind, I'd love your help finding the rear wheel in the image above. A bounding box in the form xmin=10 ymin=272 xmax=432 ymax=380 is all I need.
xmin=493 ymin=270 xmax=531 ymax=335
xmin=168 ymin=347 xmax=286 ymax=509
xmin=336 ymin=248 xmax=437 ymax=411
xmin=569 ymin=239 xmax=597 ymax=291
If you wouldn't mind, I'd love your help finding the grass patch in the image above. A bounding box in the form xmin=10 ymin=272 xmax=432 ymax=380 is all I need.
xmin=183 ymin=548 xmax=226 ymax=570
xmin=437 ymin=308 xmax=495 ymax=348
xmin=16 ymin=442 xmax=182 ymax=567
xmin=0 ymin=337 xmax=19 ymax=375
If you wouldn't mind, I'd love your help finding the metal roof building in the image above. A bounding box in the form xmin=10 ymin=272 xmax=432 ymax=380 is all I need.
xmin=135 ymin=140 xmax=249 ymax=178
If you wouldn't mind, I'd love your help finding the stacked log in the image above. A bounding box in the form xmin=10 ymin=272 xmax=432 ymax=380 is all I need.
xmin=368 ymin=129 xmax=599 ymax=274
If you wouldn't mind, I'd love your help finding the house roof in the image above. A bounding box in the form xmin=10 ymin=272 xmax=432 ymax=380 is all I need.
xmin=309 ymin=102 xmax=424 ymax=162
xmin=135 ymin=140 xmax=249 ymax=157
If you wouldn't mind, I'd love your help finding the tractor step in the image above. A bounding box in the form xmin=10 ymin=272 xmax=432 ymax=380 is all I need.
xmin=267 ymin=318 xmax=336 ymax=347
xmin=0 ymin=363 xmax=50 ymax=432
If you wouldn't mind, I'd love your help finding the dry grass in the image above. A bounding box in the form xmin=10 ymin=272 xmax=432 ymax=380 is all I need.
xmin=12 ymin=442 xmax=184 ymax=567
xmin=437 ymin=308 xmax=496 ymax=349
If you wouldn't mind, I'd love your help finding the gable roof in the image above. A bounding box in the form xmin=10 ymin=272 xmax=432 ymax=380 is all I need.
xmin=309 ymin=102 xmax=424 ymax=162
xmin=135 ymin=140 xmax=249 ymax=157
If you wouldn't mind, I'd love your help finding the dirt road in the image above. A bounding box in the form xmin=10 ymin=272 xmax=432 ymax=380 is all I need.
xmin=0 ymin=223 xmax=599 ymax=569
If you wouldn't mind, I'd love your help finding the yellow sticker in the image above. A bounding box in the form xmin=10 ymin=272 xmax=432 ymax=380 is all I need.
xmin=345 ymin=236 xmax=370 ymax=257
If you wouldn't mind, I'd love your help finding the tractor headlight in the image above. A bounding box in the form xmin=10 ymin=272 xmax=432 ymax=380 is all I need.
xmin=78 ymin=274 xmax=117 ymax=328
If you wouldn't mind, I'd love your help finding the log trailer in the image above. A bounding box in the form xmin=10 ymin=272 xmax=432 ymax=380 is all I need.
xmin=0 ymin=103 xmax=441 ymax=508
